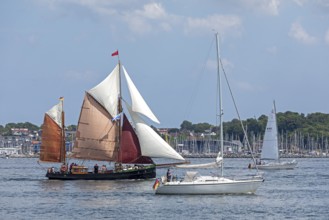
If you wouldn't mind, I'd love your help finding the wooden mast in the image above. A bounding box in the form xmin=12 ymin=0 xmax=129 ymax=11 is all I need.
xmin=117 ymin=52 xmax=122 ymax=162
xmin=60 ymin=97 xmax=66 ymax=164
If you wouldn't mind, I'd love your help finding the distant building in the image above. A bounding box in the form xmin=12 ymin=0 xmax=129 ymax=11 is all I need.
xmin=0 ymin=147 xmax=20 ymax=155
xmin=157 ymin=128 xmax=168 ymax=135
xmin=11 ymin=128 xmax=29 ymax=136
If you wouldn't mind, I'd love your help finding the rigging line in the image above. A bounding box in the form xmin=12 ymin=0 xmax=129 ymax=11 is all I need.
xmin=219 ymin=56 xmax=259 ymax=172
xmin=37 ymin=160 xmax=51 ymax=171
xmin=183 ymin=37 xmax=216 ymax=123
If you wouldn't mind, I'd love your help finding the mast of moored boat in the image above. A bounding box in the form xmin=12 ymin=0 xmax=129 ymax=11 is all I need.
xmin=60 ymin=97 xmax=66 ymax=164
xmin=215 ymin=33 xmax=224 ymax=177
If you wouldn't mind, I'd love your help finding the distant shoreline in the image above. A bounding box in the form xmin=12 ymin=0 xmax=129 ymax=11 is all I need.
xmin=182 ymin=154 xmax=328 ymax=159
xmin=4 ymin=154 xmax=328 ymax=159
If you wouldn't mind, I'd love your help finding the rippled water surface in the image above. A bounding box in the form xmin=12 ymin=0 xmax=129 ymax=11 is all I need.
xmin=1 ymin=158 xmax=328 ymax=219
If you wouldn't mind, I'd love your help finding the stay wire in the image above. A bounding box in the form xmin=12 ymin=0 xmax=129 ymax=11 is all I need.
xmin=218 ymin=55 xmax=260 ymax=173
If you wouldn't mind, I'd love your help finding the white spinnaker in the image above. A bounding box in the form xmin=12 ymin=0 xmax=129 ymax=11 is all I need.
xmin=122 ymin=65 xmax=160 ymax=124
xmin=88 ymin=64 xmax=120 ymax=117
xmin=46 ymin=101 xmax=63 ymax=128
xmin=125 ymin=102 xmax=184 ymax=161
xmin=261 ymin=105 xmax=279 ymax=160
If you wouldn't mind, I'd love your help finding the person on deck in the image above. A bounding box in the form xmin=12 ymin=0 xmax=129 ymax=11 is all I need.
xmin=166 ymin=168 xmax=172 ymax=182
xmin=60 ymin=163 xmax=68 ymax=173
xmin=69 ymin=163 xmax=74 ymax=173
xmin=101 ymin=165 xmax=107 ymax=173
xmin=94 ymin=164 xmax=99 ymax=174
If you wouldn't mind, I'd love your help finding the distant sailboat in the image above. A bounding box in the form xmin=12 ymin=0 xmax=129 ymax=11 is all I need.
xmin=154 ymin=33 xmax=264 ymax=195
xmin=40 ymin=52 xmax=185 ymax=180
xmin=249 ymin=101 xmax=297 ymax=170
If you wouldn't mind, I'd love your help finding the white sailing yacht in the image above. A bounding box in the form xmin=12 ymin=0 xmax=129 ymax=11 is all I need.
xmin=251 ymin=102 xmax=297 ymax=170
xmin=154 ymin=33 xmax=264 ymax=195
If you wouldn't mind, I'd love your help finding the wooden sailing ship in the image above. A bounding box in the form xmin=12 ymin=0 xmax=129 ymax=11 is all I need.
xmin=39 ymin=52 xmax=185 ymax=180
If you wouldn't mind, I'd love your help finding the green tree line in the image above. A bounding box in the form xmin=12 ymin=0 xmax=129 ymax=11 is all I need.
xmin=0 ymin=122 xmax=77 ymax=136
xmin=176 ymin=112 xmax=329 ymax=149
xmin=1 ymin=111 xmax=329 ymax=143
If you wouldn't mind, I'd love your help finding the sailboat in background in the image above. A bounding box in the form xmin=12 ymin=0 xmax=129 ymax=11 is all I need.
xmin=40 ymin=52 xmax=185 ymax=180
xmin=250 ymin=101 xmax=297 ymax=170
xmin=154 ymin=33 xmax=264 ymax=195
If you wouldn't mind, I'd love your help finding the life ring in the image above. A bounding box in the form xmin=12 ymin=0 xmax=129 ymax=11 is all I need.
xmin=61 ymin=165 xmax=67 ymax=172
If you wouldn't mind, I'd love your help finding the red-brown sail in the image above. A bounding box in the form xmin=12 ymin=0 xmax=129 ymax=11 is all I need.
xmin=118 ymin=114 xmax=153 ymax=164
xmin=40 ymin=114 xmax=64 ymax=163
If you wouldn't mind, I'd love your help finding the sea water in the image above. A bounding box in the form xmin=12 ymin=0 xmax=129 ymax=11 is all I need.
xmin=0 ymin=157 xmax=328 ymax=219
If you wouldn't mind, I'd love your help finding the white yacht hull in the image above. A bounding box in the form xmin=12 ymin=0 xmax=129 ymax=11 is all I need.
xmin=252 ymin=160 xmax=298 ymax=170
xmin=155 ymin=176 xmax=264 ymax=195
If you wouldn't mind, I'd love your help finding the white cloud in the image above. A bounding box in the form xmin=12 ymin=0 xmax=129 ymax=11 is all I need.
xmin=289 ymin=22 xmax=317 ymax=44
xmin=325 ymin=29 xmax=329 ymax=45
xmin=292 ymin=0 xmax=307 ymax=7
xmin=33 ymin=0 xmax=243 ymax=37
xmin=185 ymin=15 xmax=242 ymax=36
xmin=123 ymin=3 xmax=173 ymax=35
xmin=136 ymin=3 xmax=167 ymax=19
xmin=241 ymin=0 xmax=280 ymax=16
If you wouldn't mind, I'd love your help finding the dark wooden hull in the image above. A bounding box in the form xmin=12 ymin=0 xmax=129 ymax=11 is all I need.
xmin=46 ymin=165 xmax=156 ymax=180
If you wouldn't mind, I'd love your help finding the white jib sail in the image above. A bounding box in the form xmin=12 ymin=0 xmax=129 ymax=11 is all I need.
xmin=261 ymin=105 xmax=279 ymax=160
xmin=122 ymin=65 xmax=160 ymax=124
xmin=125 ymin=102 xmax=184 ymax=161
xmin=46 ymin=101 xmax=63 ymax=128
xmin=87 ymin=64 xmax=120 ymax=117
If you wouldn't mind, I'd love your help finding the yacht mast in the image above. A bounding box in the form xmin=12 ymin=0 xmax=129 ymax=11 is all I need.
xmin=215 ymin=33 xmax=224 ymax=177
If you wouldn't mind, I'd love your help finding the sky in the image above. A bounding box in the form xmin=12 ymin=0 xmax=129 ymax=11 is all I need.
xmin=1 ymin=0 xmax=329 ymax=129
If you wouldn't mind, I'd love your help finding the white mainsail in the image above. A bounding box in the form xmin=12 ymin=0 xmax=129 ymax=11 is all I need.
xmin=125 ymin=102 xmax=184 ymax=161
xmin=260 ymin=105 xmax=279 ymax=161
xmin=88 ymin=64 xmax=120 ymax=117
xmin=122 ymin=65 xmax=160 ymax=124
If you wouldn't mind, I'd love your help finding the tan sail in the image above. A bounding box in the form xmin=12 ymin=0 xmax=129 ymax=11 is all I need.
xmin=72 ymin=92 xmax=119 ymax=161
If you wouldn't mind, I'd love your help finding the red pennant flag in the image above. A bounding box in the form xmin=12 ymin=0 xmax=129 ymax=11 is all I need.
xmin=112 ymin=50 xmax=119 ymax=56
